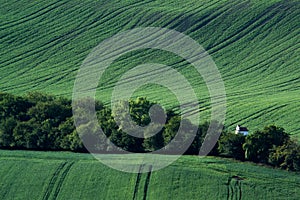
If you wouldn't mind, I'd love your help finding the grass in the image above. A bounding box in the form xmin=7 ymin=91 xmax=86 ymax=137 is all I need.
xmin=0 ymin=0 xmax=299 ymax=137
xmin=1 ymin=1 xmax=300 ymax=199
xmin=0 ymin=149 xmax=299 ymax=200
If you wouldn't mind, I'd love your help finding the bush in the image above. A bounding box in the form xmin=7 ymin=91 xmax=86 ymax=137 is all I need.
xmin=1 ymin=91 xmax=299 ymax=172
xmin=218 ymin=131 xmax=245 ymax=160
xmin=269 ymin=140 xmax=300 ymax=171
xmin=243 ymin=125 xmax=289 ymax=163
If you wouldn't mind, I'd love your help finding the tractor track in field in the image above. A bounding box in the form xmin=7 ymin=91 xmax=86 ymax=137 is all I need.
xmin=143 ymin=165 xmax=152 ymax=200
xmin=42 ymin=162 xmax=66 ymax=200
xmin=132 ymin=164 xmax=153 ymax=200
xmin=133 ymin=164 xmax=144 ymax=200
xmin=0 ymin=0 xmax=66 ymax=29
xmin=0 ymin=1 xmax=153 ymax=69
xmin=228 ymin=104 xmax=281 ymax=127
xmin=189 ymin=0 xmax=247 ymax=34
xmin=0 ymin=164 xmax=15 ymax=199
xmin=226 ymin=176 xmax=243 ymax=200
xmin=52 ymin=161 xmax=74 ymax=199
xmin=219 ymin=27 xmax=299 ymax=81
xmin=163 ymin=0 xmax=222 ymax=30
xmin=232 ymin=41 xmax=300 ymax=79
xmin=209 ymin=3 xmax=287 ymax=55
xmin=42 ymin=161 xmax=74 ymax=200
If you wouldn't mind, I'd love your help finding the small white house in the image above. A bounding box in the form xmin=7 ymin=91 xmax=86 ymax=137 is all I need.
xmin=235 ymin=125 xmax=249 ymax=136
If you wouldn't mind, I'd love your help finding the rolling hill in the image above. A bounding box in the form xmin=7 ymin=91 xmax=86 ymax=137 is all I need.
xmin=0 ymin=0 xmax=299 ymax=137
xmin=0 ymin=150 xmax=299 ymax=200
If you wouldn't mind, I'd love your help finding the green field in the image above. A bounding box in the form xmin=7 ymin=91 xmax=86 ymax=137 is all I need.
xmin=0 ymin=150 xmax=299 ymax=200
xmin=1 ymin=1 xmax=300 ymax=199
xmin=0 ymin=0 xmax=299 ymax=137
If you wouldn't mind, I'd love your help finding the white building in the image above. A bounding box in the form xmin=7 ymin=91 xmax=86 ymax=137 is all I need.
xmin=235 ymin=125 xmax=249 ymax=135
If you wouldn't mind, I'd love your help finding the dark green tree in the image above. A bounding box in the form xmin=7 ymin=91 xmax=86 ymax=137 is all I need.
xmin=269 ymin=140 xmax=300 ymax=171
xmin=218 ymin=131 xmax=245 ymax=160
xmin=243 ymin=125 xmax=289 ymax=163
xmin=0 ymin=93 xmax=33 ymax=121
xmin=76 ymin=121 xmax=107 ymax=153
xmin=110 ymin=97 xmax=165 ymax=152
xmin=13 ymin=120 xmax=38 ymax=149
xmin=143 ymin=124 xmax=164 ymax=152
xmin=58 ymin=117 xmax=76 ymax=150
xmin=0 ymin=117 xmax=17 ymax=148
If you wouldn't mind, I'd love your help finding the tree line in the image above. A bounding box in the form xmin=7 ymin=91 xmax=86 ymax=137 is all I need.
xmin=0 ymin=92 xmax=299 ymax=171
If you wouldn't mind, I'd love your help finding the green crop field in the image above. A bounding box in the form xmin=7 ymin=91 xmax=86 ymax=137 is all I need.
xmin=0 ymin=150 xmax=299 ymax=200
xmin=1 ymin=1 xmax=299 ymax=199
xmin=0 ymin=0 xmax=299 ymax=136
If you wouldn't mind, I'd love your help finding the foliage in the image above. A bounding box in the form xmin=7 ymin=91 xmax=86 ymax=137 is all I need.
xmin=0 ymin=0 xmax=299 ymax=138
xmin=0 ymin=92 xmax=205 ymax=154
xmin=219 ymin=124 xmax=300 ymax=171
xmin=243 ymin=125 xmax=289 ymax=163
xmin=0 ymin=92 xmax=75 ymax=151
xmin=218 ymin=131 xmax=245 ymax=160
xmin=1 ymin=92 xmax=299 ymax=171
xmin=269 ymin=140 xmax=300 ymax=171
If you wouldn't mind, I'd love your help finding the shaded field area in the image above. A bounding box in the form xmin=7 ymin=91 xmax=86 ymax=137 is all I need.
xmin=0 ymin=150 xmax=299 ymax=199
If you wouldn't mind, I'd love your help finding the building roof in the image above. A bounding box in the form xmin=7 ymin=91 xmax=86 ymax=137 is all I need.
xmin=239 ymin=127 xmax=248 ymax=131
xmin=237 ymin=125 xmax=248 ymax=131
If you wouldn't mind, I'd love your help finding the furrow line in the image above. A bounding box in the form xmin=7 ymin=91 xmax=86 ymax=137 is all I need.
xmin=189 ymin=0 xmax=249 ymax=33
xmin=52 ymin=161 xmax=75 ymax=200
xmin=0 ymin=0 xmax=68 ymax=30
xmin=163 ymin=0 xmax=223 ymax=30
xmin=234 ymin=42 xmax=299 ymax=79
xmin=132 ymin=164 xmax=144 ymax=200
xmin=220 ymin=32 xmax=299 ymax=81
xmin=142 ymin=165 xmax=153 ymax=200
xmin=209 ymin=3 xmax=286 ymax=54
xmin=42 ymin=162 xmax=67 ymax=200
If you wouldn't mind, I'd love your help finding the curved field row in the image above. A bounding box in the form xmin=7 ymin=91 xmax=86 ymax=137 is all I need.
xmin=0 ymin=0 xmax=299 ymax=136
xmin=0 ymin=150 xmax=299 ymax=200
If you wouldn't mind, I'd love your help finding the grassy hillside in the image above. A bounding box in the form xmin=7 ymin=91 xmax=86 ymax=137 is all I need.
xmin=0 ymin=150 xmax=299 ymax=200
xmin=0 ymin=0 xmax=299 ymax=136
